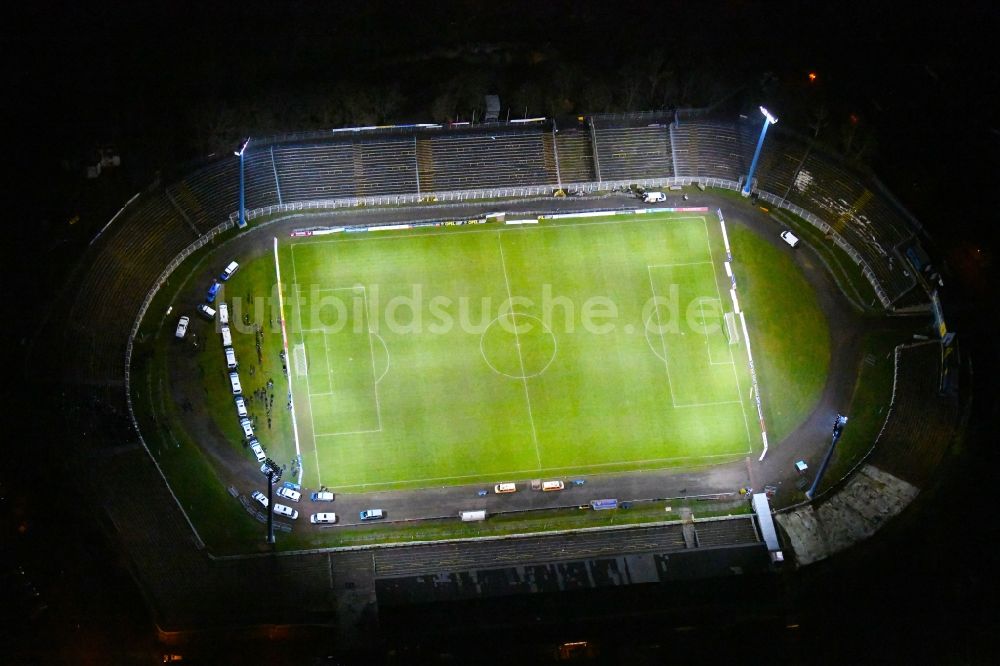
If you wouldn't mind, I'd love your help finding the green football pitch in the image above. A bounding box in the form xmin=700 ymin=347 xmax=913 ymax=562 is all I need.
xmin=278 ymin=212 xmax=758 ymax=491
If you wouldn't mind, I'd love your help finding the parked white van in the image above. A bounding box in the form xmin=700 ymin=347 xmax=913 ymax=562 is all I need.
xmin=225 ymin=347 xmax=237 ymax=370
xmin=220 ymin=261 xmax=240 ymax=281
xmin=218 ymin=302 xmax=229 ymax=325
xmin=494 ymin=482 xmax=517 ymax=494
xmin=251 ymin=490 xmax=268 ymax=508
xmin=780 ymin=230 xmax=801 ymax=248
xmin=311 ymin=513 xmax=337 ymax=524
xmin=197 ymin=304 xmax=216 ymax=320
xmin=542 ymin=480 xmax=565 ymax=492
xmin=239 ymin=417 xmax=254 ymax=439
xmin=642 ymin=191 xmax=667 ymax=203
xmin=249 ymin=438 xmax=266 ymax=462
xmin=274 ymin=504 xmax=298 ymax=519
xmin=235 ymin=395 xmax=248 ymax=417
xmin=221 ymin=325 xmax=232 ymax=347
xmin=276 ymin=487 xmax=301 ymax=502
xmin=229 ymin=372 xmax=243 ymax=395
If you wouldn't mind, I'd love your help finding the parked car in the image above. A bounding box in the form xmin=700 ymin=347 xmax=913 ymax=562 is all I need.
xmin=175 ymin=316 xmax=190 ymax=339
xmin=206 ymin=281 xmax=221 ymax=303
xmin=642 ymin=191 xmax=667 ymax=203
xmin=276 ymin=487 xmax=301 ymax=502
xmin=235 ymin=395 xmax=248 ymax=418
xmin=359 ymin=509 xmax=384 ymax=521
xmin=780 ymin=230 xmax=801 ymax=248
xmin=311 ymin=513 xmax=337 ymax=524
xmin=250 ymin=490 xmax=268 ymax=508
xmin=229 ymin=372 xmax=243 ymax=395
xmin=220 ymin=261 xmax=240 ymax=281
xmin=310 ymin=491 xmax=335 ymax=502
xmin=239 ymin=418 xmax=254 ymax=440
xmin=274 ymin=504 xmax=298 ymax=519
xmin=197 ymin=304 xmax=216 ymax=319
xmin=248 ymin=438 xmax=265 ymax=462
xmin=218 ymin=302 xmax=230 ymax=325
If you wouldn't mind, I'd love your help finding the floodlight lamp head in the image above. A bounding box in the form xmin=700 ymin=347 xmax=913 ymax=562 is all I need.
xmin=760 ymin=106 xmax=778 ymax=125
xmin=235 ymin=138 xmax=250 ymax=156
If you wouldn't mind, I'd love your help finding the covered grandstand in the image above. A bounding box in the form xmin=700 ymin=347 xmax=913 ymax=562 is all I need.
xmin=47 ymin=113 xmax=932 ymax=387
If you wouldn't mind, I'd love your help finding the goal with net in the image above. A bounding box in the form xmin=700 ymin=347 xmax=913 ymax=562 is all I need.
xmin=724 ymin=311 xmax=740 ymax=345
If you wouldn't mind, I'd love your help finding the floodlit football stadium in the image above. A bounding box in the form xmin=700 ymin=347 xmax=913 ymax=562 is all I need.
xmin=36 ymin=109 xmax=963 ymax=652
xmin=18 ymin=1 xmax=998 ymax=660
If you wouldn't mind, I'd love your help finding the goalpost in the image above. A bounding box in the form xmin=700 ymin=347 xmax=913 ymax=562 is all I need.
xmin=724 ymin=311 xmax=740 ymax=345
xmin=293 ymin=344 xmax=308 ymax=377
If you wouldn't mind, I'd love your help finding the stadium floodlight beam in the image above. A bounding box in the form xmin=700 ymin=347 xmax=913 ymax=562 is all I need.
xmin=742 ymin=106 xmax=778 ymax=196
xmin=235 ymin=138 xmax=250 ymax=229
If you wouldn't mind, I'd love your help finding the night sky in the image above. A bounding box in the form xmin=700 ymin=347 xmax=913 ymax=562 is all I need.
xmin=4 ymin=1 xmax=999 ymax=662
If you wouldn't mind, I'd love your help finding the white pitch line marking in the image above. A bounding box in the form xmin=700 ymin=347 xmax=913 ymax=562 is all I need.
xmin=291 ymin=214 xmax=710 ymax=249
xmin=702 ymin=216 xmax=754 ymax=454
xmin=647 ymin=261 xmax=714 ymax=268
xmin=314 ymin=427 xmax=382 ymax=438
xmin=361 ymin=286 xmax=383 ymax=431
xmin=646 ymin=265 xmax=678 ymax=406
xmin=673 ymin=399 xmax=743 ymax=409
xmin=329 ymin=449 xmax=750 ymax=491
xmin=290 ymin=243 xmax=323 ymax=487
xmin=497 ymin=232 xmax=541 ymax=469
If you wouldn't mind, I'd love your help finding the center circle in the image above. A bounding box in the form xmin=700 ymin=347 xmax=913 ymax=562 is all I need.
xmin=480 ymin=313 xmax=557 ymax=380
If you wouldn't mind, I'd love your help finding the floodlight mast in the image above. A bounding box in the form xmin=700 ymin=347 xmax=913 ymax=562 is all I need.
xmin=741 ymin=106 xmax=778 ymax=196
xmin=806 ymin=414 xmax=848 ymax=499
xmin=235 ymin=138 xmax=250 ymax=229
xmin=266 ymin=469 xmax=275 ymax=544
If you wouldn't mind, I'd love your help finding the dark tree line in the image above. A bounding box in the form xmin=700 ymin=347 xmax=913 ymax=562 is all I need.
xmin=186 ymin=41 xmax=879 ymax=172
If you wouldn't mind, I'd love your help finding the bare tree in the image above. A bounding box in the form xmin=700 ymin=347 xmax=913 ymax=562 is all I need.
xmin=342 ymin=91 xmax=376 ymax=125
xmin=583 ymin=79 xmax=613 ymax=114
xmin=841 ymin=116 xmax=859 ymax=157
xmin=511 ymin=81 xmax=545 ymax=118
xmin=616 ymin=62 xmax=644 ymax=111
xmin=431 ymin=91 xmax=459 ymax=123
xmin=371 ymin=85 xmax=404 ymax=124
xmin=645 ymin=49 xmax=666 ymax=104
xmin=808 ymin=105 xmax=829 ymax=139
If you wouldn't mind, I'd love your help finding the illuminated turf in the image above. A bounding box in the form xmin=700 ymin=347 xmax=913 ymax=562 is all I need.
xmin=278 ymin=212 xmax=758 ymax=491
